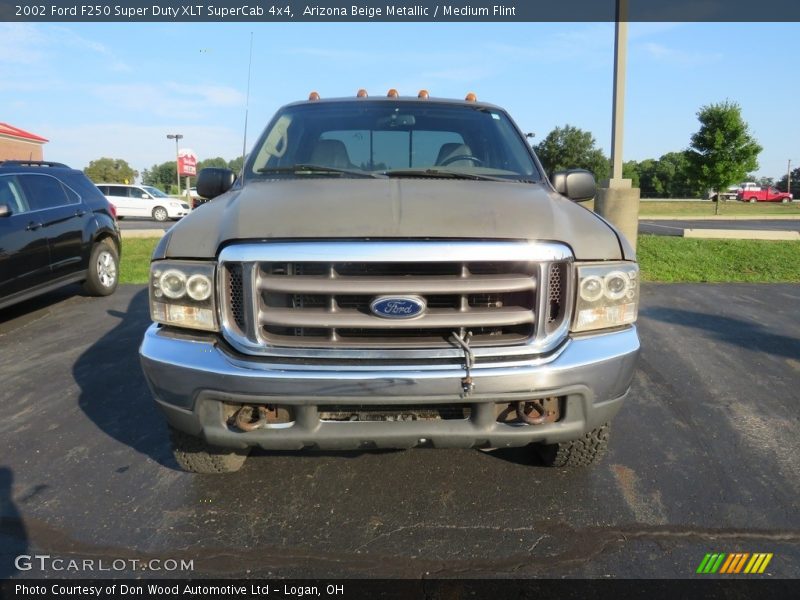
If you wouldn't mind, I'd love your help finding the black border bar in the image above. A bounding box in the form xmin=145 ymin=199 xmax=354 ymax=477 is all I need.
xmin=3 ymin=0 xmax=800 ymax=22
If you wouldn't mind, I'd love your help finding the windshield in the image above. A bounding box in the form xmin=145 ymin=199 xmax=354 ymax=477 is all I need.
xmin=143 ymin=186 xmax=169 ymax=198
xmin=247 ymin=100 xmax=541 ymax=182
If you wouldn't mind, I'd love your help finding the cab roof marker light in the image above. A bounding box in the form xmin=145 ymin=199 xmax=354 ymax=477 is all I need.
xmin=357 ymin=89 xmax=368 ymax=98
xmin=308 ymin=91 xmax=320 ymax=101
xmin=418 ymin=89 xmax=430 ymax=99
xmin=465 ymin=92 xmax=477 ymax=102
xmin=387 ymin=88 xmax=399 ymax=98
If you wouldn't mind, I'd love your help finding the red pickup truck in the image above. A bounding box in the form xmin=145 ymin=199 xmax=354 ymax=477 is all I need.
xmin=737 ymin=187 xmax=793 ymax=203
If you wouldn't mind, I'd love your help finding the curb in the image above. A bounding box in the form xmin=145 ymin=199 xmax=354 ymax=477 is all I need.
xmin=641 ymin=215 xmax=800 ymax=221
xmin=683 ymin=229 xmax=800 ymax=241
xmin=121 ymin=230 xmax=166 ymax=239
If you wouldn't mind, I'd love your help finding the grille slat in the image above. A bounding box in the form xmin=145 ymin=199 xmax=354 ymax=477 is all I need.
xmin=259 ymin=306 xmax=535 ymax=329
xmin=258 ymin=274 xmax=536 ymax=295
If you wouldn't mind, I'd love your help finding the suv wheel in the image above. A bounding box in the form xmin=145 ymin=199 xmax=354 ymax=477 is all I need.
xmin=83 ymin=239 xmax=119 ymax=296
xmin=152 ymin=206 xmax=169 ymax=221
xmin=534 ymin=424 xmax=610 ymax=467
xmin=169 ymin=427 xmax=250 ymax=473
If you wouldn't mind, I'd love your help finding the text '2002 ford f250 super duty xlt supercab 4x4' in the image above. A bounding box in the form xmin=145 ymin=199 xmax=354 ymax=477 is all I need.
xmin=139 ymin=90 xmax=641 ymax=473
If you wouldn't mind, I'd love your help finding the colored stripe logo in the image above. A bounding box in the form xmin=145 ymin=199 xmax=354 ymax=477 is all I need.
xmin=696 ymin=553 xmax=773 ymax=574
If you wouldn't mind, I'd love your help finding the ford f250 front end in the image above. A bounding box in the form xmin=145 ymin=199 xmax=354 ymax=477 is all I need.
xmin=139 ymin=92 xmax=640 ymax=473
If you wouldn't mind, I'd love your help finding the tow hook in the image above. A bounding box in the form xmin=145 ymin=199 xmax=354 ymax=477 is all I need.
xmin=234 ymin=405 xmax=269 ymax=431
xmin=450 ymin=330 xmax=475 ymax=395
xmin=515 ymin=400 xmax=548 ymax=425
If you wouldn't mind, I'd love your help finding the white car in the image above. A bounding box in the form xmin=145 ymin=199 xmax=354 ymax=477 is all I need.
xmin=96 ymin=184 xmax=191 ymax=221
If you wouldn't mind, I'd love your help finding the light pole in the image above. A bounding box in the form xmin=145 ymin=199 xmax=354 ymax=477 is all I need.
xmin=789 ymin=159 xmax=793 ymax=196
xmin=166 ymin=133 xmax=183 ymax=195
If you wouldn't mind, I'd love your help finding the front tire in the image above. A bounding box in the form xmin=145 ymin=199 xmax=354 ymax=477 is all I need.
xmin=748 ymin=197 xmax=757 ymax=203
xmin=535 ymin=424 xmax=610 ymax=467
xmin=152 ymin=206 xmax=169 ymax=222
xmin=169 ymin=427 xmax=250 ymax=473
xmin=83 ymin=239 xmax=119 ymax=296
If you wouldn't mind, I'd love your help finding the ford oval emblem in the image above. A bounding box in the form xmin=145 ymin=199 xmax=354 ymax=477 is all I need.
xmin=370 ymin=296 xmax=427 ymax=319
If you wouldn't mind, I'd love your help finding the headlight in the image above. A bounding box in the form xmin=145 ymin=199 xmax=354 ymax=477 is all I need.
xmin=169 ymin=202 xmax=180 ymax=207
xmin=150 ymin=261 xmax=217 ymax=331
xmin=573 ymin=262 xmax=639 ymax=333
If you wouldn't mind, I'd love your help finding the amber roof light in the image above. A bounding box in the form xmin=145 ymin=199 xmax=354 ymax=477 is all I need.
xmin=418 ymin=89 xmax=430 ymax=99
xmin=465 ymin=92 xmax=477 ymax=102
xmin=387 ymin=88 xmax=399 ymax=98
xmin=356 ymin=89 xmax=368 ymax=98
xmin=308 ymin=91 xmax=320 ymax=101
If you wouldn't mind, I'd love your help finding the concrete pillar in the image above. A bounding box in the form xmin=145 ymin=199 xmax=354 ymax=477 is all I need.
xmin=595 ymin=178 xmax=640 ymax=251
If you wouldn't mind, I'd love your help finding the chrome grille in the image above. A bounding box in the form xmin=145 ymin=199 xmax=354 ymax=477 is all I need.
xmin=219 ymin=242 xmax=573 ymax=356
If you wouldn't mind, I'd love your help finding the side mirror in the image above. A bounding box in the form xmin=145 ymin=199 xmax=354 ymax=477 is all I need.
xmin=551 ymin=169 xmax=596 ymax=202
xmin=0 ymin=203 xmax=11 ymax=217
xmin=197 ymin=168 xmax=236 ymax=199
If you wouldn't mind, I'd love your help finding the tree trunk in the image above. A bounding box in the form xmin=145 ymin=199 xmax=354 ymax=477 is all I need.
xmin=714 ymin=188 xmax=721 ymax=215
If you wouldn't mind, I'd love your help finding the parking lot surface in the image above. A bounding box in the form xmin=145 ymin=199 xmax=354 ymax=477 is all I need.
xmin=640 ymin=219 xmax=800 ymax=236
xmin=1 ymin=284 xmax=799 ymax=578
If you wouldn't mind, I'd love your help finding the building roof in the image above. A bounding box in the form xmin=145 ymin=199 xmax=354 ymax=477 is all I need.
xmin=0 ymin=123 xmax=48 ymax=143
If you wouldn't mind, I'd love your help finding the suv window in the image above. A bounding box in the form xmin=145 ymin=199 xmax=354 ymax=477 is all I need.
xmin=0 ymin=176 xmax=30 ymax=214
xmin=17 ymin=174 xmax=75 ymax=210
xmin=106 ymin=186 xmax=131 ymax=198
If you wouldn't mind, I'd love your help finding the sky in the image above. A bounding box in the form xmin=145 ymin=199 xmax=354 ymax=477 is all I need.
xmin=1 ymin=21 xmax=798 ymax=180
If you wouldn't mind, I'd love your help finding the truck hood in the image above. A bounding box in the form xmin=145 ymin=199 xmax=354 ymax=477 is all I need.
xmin=163 ymin=178 xmax=624 ymax=260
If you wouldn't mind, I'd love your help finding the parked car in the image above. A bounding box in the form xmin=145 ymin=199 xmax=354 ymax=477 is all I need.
xmin=96 ymin=183 xmax=190 ymax=221
xmin=140 ymin=90 xmax=640 ymax=473
xmin=184 ymin=187 xmax=209 ymax=209
xmin=737 ymin=187 xmax=793 ymax=203
xmin=0 ymin=160 xmax=120 ymax=310
xmin=710 ymin=182 xmax=760 ymax=201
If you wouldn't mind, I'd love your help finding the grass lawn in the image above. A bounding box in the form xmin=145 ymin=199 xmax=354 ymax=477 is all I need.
xmin=637 ymin=200 xmax=800 ymax=217
xmin=637 ymin=235 xmax=800 ymax=282
xmin=120 ymin=236 xmax=800 ymax=285
xmin=119 ymin=237 xmax=159 ymax=284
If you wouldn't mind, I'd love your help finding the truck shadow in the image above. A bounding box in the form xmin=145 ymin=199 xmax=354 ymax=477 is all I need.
xmin=0 ymin=467 xmax=27 ymax=579
xmin=73 ymin=288 xmax=177 ymax=470
xmin=641 ymin=306 xmax=800 ymax=360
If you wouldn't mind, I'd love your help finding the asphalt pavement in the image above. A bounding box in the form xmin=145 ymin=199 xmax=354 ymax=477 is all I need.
xmin=1 ymin=284 xmax=799 ymax=579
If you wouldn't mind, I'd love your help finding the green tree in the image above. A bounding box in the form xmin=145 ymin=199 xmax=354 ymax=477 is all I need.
xmin=686 ymin=101 xmax=762 ymax=214
xmin=622 ymin=160 xmax=640 ymax=188
xmin=775 ymin=167 xmax=800 ymax=197
xmin=228 ymin=155 xmax=244 ymax=174
xmin=197 ymin=156 xmax=229 ymax=171
xmin=141 ymin=161 xmax=178 ymax=191
xmin=655 ymin=151 xmax=695 ymax=198
xmin=533 ymin=125 xmax=610 ymax=182
xmin=84 ymin=157 xmax=138 ymax=184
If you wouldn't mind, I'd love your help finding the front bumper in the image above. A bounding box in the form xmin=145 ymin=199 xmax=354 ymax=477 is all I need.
xmin=139 ymin=325 xmax=640 ymax=450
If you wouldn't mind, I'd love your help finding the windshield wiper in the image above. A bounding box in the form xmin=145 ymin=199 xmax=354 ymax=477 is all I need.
xmin=258 ymin=164 xmax=386 ymax=178
xmin=383 ymin=169 xmax=518 ymax=183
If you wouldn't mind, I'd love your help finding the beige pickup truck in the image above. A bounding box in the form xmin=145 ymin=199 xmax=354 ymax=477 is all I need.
xmin=139 ymin=91 xmax=640 ymax=473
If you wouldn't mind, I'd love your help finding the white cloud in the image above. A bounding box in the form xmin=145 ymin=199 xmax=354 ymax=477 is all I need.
xmin=640 ymin=42 xmax=722 ymax=66
xmin=89 ymin=82 xmax=245 ymax=119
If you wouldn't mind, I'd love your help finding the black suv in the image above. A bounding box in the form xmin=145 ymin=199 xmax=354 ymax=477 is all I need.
xmin=0 ymin=161 xmax=121 ymax=310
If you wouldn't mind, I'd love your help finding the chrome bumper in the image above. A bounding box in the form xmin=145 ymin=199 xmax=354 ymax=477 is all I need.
xmin=139 ymin=324 xmax=640 ymax=450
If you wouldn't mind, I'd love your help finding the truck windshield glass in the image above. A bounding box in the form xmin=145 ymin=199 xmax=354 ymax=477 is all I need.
xmin=248 ymin=101 xmax=541 ymax=181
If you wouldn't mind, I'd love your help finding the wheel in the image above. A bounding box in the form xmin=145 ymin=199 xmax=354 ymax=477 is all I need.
xmin=169 ymin=427 xmax=249 ymax=473
xmin=439 ymin=154 xmax=484 ymax=167
xmin=535 ymin=424 xmax=610 ymax=467
xmin=83 ymin=239 xmax=119 ymax=296
xmin=781 ymin=198 xmax=789 ymax=203
xmin=748 ymin=197 xmax=757 ymax=203
xmin=152 ymin=206 xmax=169 ymax=221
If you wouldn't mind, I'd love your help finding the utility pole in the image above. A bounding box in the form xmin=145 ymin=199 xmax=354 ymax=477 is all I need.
xmin=595 ymin=0 xmax=641 ymax=251
xmin=166 ymin=133 xmax=183 ymax=195
xmin=789 ymin=159 xmax=792 ymax=195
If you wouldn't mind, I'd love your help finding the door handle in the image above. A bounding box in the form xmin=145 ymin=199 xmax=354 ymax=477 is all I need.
xmin=74 ymin=209 xmax=87 ymax=217
xmin=26 ymin=221 xmax=43 ymax=231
